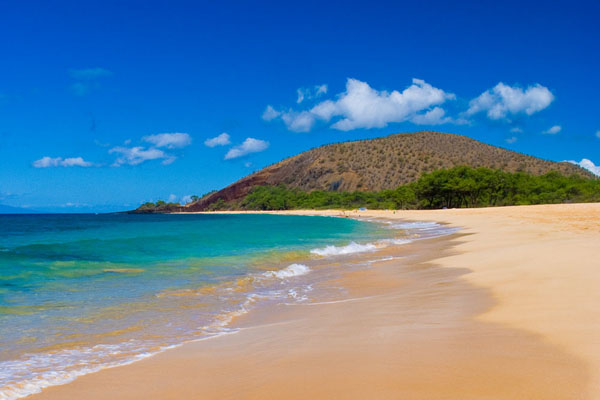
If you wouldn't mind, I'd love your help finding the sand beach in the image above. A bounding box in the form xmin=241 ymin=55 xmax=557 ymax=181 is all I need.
xmin=31 ymin=203 xmax=600 ymax=399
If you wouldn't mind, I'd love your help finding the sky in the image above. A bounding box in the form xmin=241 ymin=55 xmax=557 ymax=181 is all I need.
xmin=0 ymin=0 xmax=599 ymax=212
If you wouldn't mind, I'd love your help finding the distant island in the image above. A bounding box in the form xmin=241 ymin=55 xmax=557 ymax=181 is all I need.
xmin=134 ymin=131 xmax=598 ymax=213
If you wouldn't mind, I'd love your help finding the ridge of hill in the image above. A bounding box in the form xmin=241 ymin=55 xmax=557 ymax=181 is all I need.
xmin=173 ymin=131 xmax=593 ymax=211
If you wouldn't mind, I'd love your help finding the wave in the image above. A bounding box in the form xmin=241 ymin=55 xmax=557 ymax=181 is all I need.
xmin=0 ymin=262 xmax=316 ymax=400
xmin=0 ymin=341 xmax=173 ymax=400
xmin=262 ymin=263 xmax=310 ymax=279
xmin=310 ymin=241 xmax=378 ymax=256
xmin=388 ymin=221 xmax=460 ymax=238
xmin=378 ymin=238 xmax=412 ymax=245
xmin=310 ymin=236 xmax=413 ymax=257
xmin=389 ymin=221 xmax=442 ymax=230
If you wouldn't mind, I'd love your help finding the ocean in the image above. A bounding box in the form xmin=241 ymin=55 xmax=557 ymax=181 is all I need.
xmin=0 ymin=213 xmax=452 ymax=399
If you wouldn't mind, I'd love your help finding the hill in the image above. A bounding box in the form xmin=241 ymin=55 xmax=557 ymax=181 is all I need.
xmin=180 ymin=131 xmax=592 ymax=211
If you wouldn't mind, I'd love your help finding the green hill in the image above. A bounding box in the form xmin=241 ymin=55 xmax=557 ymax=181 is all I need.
xmin=181 ymin=131 xmax=593 ymax=211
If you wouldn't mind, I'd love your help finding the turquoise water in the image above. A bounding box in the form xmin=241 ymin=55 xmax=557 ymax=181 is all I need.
xmin=0 ymin=213 xmax=399 ymax=398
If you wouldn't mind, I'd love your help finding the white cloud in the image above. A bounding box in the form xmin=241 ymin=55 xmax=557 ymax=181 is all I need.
xmin=296 ymin=89 xmax=305 ymax=104
xmin=266 ymin=78 xmax=455 ymax=132
xmin=181 ymin=195 xmax=193 ymax=204
xmin=224 ymin=138 xmax=269 ymax=160
xmin=262 ymin=105 xmax=281 ymax=121
xmin=297 ymin=84 xmax=328 ymax=103
xmin=409 ymin=107 xmax=453 ymax=125
xmin=506 ymin=136 xmax=518 ymax=144
xmin=315 ymin=84 xmax=328 ymax=96
xmin=596 ymin=130 xmax=600 ymax=139
xmin=109 ymin=133 xmax=190 ymax=166
xmin=69 ymin=67 xmax=112 ymax=80
xmin=168 ymin=194 xmax=178 ymax=203
xmin=281 ymin=110 xmax=316 ymax=132
xmin=567 ymin=159 xmax=600 ymax=176
xmin=161 ymin=156 xmax=176 ymax=165
xmin=61 ymin=202 xmax=90 ymax=208
xmin=466 ymin=82 xmax=554 ymax=120
xmin=143 ymin=133 xmax=191 ymax=149
xmin=510 ymin=127 xmax=523 ymax=133
xmin=61 ymin=157 xmax=92 ymax=167
xmin=109 ymin=146 xmax=168 ymax=166
xmin=33 ymin=156 xmax=92 ymax=168
xmin=543 ymin=125 xmax=561 ymax=135
xmin=317 ymin=78 xmax=455 ymax=131
xmin=204 ymin=132 xmax=231 ymax=147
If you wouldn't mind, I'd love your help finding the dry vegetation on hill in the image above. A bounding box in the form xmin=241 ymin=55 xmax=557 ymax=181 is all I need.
xmin=270 ymin=131 xmax=590 ymax=191
xmin=182 ymin=131 xmax=592 ymax=211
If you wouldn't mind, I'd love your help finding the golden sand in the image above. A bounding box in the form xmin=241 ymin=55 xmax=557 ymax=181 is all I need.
xmin=32 ymin=203 xmax=600 ymax=399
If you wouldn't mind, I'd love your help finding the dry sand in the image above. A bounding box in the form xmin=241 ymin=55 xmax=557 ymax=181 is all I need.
xmin=32 ymin=203 xmax=600 ymax=399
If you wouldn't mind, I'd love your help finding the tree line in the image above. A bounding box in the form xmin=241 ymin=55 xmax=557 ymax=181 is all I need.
xmin=229 ymin=166 xmax=600 ymax=210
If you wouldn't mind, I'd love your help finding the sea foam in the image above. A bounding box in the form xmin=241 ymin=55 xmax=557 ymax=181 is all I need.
xmin=263 ymin=263 xmax=311 ymax=279
xmin=310 ymin=241 xmax=377 ymax=256
xmin=390 ymin=221 xmax=441 ymax=230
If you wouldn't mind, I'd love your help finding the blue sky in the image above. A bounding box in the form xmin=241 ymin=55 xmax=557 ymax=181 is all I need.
xmin=1 ymin=0 xmax=599 ymax=212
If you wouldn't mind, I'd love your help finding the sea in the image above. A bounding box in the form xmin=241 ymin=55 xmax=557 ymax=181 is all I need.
xmin=0 ymin=213 xmax=455 ymax=399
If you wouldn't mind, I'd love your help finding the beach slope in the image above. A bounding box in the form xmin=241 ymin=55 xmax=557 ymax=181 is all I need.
xmin=32 ymin=203 xmax=600 ymax=399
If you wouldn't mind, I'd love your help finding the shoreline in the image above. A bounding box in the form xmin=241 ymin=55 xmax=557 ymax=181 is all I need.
xmin=31 ymin=203 xmax=600 ymax=399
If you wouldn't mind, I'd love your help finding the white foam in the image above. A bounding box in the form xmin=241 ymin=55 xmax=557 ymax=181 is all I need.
xmin=286 ymin=284 xmax=313 ymax=303
xmin=299 ymin=294 xmax=383 ymax=306
xmin=263 ymin=263 xmax=310 ymax=279
xmin=287 ymin=289 xmax=306 ymax=302
xmin=0 ymin=261 xmax=318 ymax=399
xmin=377 ymin=238 xmax=411 ymax=246
xmin=390 ymin=221 xmax=441 ymax=230
xmin=0 ymin=342 xmax=166 ymax=400
xmin=368 ymin=256 xmax=400 ymax=264
xmin=310 ymin=241 xmax=377 ymax=257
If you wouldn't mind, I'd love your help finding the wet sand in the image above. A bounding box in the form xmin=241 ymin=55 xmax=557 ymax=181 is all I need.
xmin=32 ymin=203 xmax=600 ymax=399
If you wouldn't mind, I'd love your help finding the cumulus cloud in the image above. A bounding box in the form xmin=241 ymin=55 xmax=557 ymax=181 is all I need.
xmin=315 ymin=84 xmax=328 ymax=96
xmin=318 ymin=78 xmax=455 ymax=131
xmin=109 ymin=132 xmax=190 ymax=166
xmin=262 ymin=105 xmax=282 ymax=121
xmin=510 ymin=127 xmax=524 ymax=133
xmin=69 ymin=67 xmax=112 ymax=80
xmin=567 ymin=159 xmax=600 ymax=176
xmin=409 ymin=107 xmax=454 ymax=125
xmin=466 ymin=82 xmax=554 ymax=120
xmin=296 ymin=89 xmax=305 ymax=104
xmin=204 ymin=132 xmax=231 ymax=147
xmin=265 ymin=78 xmax=455 ymax=132
xmin=33 ymin=156 xmax=93 ymax=168
xmin=297 ymin=84 xmax=328 ymax=103
xmin=109 ymin=146 xmax=169 ymax=166
xmin=281 ymin=110 xmax=316 ymax=132
xmin=143 ymin=133 xmax=191 ymax=149
xmin=543 ymin=125 xmax=561 ymax=135
xmin=180 ymin=195 xmax=193 ymax=204
xmin=224 ymin=138 xmax=269 ymax=160
xmin=506 ymin=136 xmax=518 ymax=144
